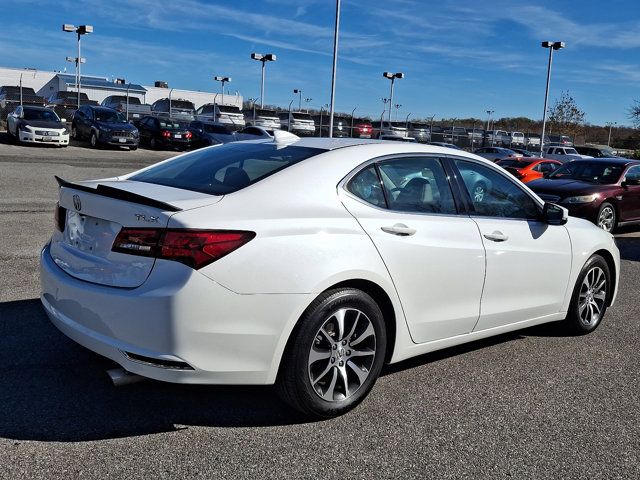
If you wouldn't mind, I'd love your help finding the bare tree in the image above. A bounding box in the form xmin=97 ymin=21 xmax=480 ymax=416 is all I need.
xmin=629 ymin=100 xmax=640 ymax=128
xmin=548 ymin=91 xmax=586 ymax=140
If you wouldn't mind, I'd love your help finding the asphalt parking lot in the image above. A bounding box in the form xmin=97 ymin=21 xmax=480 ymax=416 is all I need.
xmin=1 ymin=138 xmax=639 ymax=479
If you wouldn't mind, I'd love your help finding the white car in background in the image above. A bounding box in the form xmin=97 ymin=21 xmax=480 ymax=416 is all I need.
xmin=7 ymin=105 xmax=69 ymax=146
xmin=543 ymin=146 xmax=591 ymax=163
xmin=195 ymin=104 xmax=246 ymax=131
xmin=509 ymin=131 xmax=525 ymax=146
xmin=41 ymin=134 xmax=620 ymax=418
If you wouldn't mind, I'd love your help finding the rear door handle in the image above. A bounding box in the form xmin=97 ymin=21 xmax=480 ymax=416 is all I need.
xmin=483 ymin=231 xmax=509 ymax=242
xmin=381 ymin=223 xmax=416 ymax=236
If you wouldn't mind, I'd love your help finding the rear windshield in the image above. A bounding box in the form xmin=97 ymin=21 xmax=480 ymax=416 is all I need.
xmin=500 ymin=160 xmax=533 ymax=168
xmin=130 ymin=143 xmax=325 ymax=195
xmin=218 ymin=105 xmax=241 ymax=113
xmin=110 ymin=96 xmax=142 ymax=105
xmin=252 ymin=109 xmax=277 ymax=117
xmin=170 ymin=101 xmax=195 ymax=110
xmin=292 ymin=113 xmax=312 ymax=120
xmin=158 ymin=120 xmax=181 ymax=129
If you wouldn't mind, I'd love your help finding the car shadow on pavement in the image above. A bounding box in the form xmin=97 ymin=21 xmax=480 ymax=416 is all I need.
xmin=0 ymin=298 xmax=311 ymax=442
xmin=616 ymin=237 xmax=640 ymax=262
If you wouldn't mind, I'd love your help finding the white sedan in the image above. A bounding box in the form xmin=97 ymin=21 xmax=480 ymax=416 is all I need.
xmin=7 ymin=105 xmax=70 ymax=146
xmin=41 ymin=133 xmax=620 ymax=417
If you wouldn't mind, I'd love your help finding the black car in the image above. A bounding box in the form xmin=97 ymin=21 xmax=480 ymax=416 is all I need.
xmin=47 ymin=92 xmax=98 ymax=124
xmin=71 ymin=105 xmax=139 ymax=149
xmin=136 ymin=116 xmax=194 ymax=150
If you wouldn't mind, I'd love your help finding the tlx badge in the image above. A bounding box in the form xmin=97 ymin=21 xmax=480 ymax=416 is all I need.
xmin=134 ymin=213 xmax=160 ymax=223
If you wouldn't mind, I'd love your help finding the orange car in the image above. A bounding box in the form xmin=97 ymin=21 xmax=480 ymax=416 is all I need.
xmin=497 ymin=158 xmax=562 ymax=183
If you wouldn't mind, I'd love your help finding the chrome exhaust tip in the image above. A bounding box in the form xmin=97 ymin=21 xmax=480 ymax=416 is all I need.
xmin=106 ymin=367 xmax=145 ymax=387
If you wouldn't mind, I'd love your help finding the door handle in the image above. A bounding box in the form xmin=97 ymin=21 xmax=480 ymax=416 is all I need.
xmin=381 ymin=223 xmax=416 ymax=236
xmin=483 ymin=231 xmax=509 ymax=242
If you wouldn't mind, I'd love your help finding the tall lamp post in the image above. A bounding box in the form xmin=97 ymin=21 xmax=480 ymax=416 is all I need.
xmin=606 ymin=121 xmax=617 ymax=147
xmin=214 ymin=76 xmax=231 ymax=106
xmin=540 ymin=41 xmax=565 ymax=155
xmin=393 ymin=103 xmax=402 ymax=121
xmin=250 ymin=53 xmax=276 ymax=108
xmin=486 ymin=110 xmax=494 ymax=146
xmin=383 ymin=71 xmax=404 ymax=122
xmin=293 ymin=89 xmax=303 ymax=111
xmin=328 ymin=0 xmax=341 ymax=138
xmin=304 ymin=97 xmax=312 ymax=112
xmin=62 ymin=24 xmax=93 ymax=109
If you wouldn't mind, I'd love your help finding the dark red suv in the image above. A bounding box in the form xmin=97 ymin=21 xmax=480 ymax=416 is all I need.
xmin=528 ymin=158 xmax=640 ymax=232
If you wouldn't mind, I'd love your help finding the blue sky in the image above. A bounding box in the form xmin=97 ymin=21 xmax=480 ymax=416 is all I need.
xmin=2 ymin=0 xmax=639 ymax=125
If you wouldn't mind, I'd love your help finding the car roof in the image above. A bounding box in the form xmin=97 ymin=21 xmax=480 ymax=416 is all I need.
xmin=566 ymin=157 xmax=640 ymax=166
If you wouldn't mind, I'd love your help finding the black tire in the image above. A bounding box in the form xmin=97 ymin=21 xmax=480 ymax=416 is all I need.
xmin=150 ymin=137 xmax=158 ymax=150
xmin=90 ymin=131 xmax=99 ymax=148
xmin=277 ymin=288 xmax=387 ymax=418
xmin=596 ymin=202 xmax=617 ymax=233
xmin=130 ymin=146 xmax=138 ymax=151
xmin=71 ymin=124 xmax=78 ymax=140
xmin=565 ymin=254 xmax=611 ymax=335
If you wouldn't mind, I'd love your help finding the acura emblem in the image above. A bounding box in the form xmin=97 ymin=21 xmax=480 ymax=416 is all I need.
xmin=72 ymin=194 xmax=82 ymax=211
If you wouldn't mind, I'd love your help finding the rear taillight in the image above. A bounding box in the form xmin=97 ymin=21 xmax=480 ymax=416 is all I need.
xmin=112 ymin=228 xmax=255 ymax=269
xmin=185 ymin=131 xmax=192 ymax=139
xmin=162 ymin=130 xmax=171 ymax=138
xmin=54 ymin=202 xmax=66 ymax=232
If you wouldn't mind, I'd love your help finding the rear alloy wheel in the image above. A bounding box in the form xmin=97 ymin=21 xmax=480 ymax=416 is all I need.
xmin=597 ymin=202 xmax=616 ymax=233
xmin=90 ymin=131 xmax=99 ymax=148
xmin=277 ymin=288 xmax=386 ymax=418
xmin=565 ymin=254 xmax=610 ymax=334
xmin=71 ymin=125 xmax=78 ymax=140
xmin=150 ymin=137 xmax=158 ymax=150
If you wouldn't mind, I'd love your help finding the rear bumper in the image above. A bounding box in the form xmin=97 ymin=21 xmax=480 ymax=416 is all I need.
xmin=40 ymin=243 xmax=313 ymax=384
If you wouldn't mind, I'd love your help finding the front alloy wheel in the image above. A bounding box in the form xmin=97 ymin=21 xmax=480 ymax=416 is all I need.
xmin=277 ymin=288 xmax=386 ymax=418
xmin=597 ymin=203 xmax=616 ymax=232
xmin=565 ymin=254 xmax=610 ymax=334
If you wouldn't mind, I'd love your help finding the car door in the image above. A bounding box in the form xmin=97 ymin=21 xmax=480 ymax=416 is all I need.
xmin=620 ymin=165 xmax=640 ymax=221
xmin=340 ymin=155 xmax=485 ymax=344
xmin=450 ymin=157 xmax=572 ymax=331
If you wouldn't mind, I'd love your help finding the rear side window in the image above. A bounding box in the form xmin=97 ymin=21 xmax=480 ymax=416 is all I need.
xmin=131 ymin=143 xmax=325 ymax=195
xmin=347 ymin=166 xmax=386 ymax=208
xmin=378 ymin=157 xmax=456 ymax=214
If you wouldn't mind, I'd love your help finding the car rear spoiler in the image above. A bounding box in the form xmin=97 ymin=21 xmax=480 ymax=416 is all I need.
xmin=55 ymin=176 xmax=182 ymax=212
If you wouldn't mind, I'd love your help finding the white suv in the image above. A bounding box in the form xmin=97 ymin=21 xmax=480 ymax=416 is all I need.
xmin=195 ymin=104 xmax=246 ymax=131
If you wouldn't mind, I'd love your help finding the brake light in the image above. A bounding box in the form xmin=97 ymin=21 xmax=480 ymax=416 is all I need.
xmin=162 ymin=130 xmax=171 ymax=138
xmin=112 ymin=228 xmax=255 ymax=269
xmin=185 ymin=131 xmax=192 ymax=139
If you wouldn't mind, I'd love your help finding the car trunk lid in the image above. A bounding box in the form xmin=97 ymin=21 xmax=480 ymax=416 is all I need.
xmin=49 ymin=178 xmax=221 ymax=288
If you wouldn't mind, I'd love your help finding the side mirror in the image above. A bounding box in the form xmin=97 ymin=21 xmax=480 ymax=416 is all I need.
xmin=543 ymin=202 xmax=568 ymax=225
xmin=60 ymin=118 xmax=67 ymax=122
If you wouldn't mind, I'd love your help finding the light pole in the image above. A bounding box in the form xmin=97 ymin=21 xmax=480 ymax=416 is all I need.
xmin=540 ymin=41 xmax=565 ymax=155
xmin=383 ymin=71 xmax=404 ymax=123
xmin=62 ymin=24 xmax=93 ymax=109
xmin=328 ymin=0 xmax=341 ymax=138
xmin=486 ymin=110 xmax=494 ymax=146
xmin=393 ymin=103 xmax=402 ymax=121
xmin=293 ymin=89 xmax=303 ymax=111
xmin=351 ymin=106 xmax=357 ymax=137
xmin=214 ymin=76 xmax=231 ymax=106
xmin=381 ymin=98 xmax=390 ymax=121
xmin=304 ymin=98 xmax=312 ymax=112
xmin=606 ymin=121 xmax=617 ymax=146
xmin=250 ymin=53 xmax=276 ymax=108
xmin=405 ymin=112 xmax=411 ymax=130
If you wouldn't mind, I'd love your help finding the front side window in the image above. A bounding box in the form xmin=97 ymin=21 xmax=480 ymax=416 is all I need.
xmin=624 ymin=165 xmax=640 ymax=183
xmin=378 ymin=157 xmax=457 ymax=214
xmin=454 ymin=159 xmax=540 ymax=219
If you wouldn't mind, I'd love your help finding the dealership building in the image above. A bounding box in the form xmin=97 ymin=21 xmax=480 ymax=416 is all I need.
xmin=0 ymin=66 xmax=242 ymax=108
